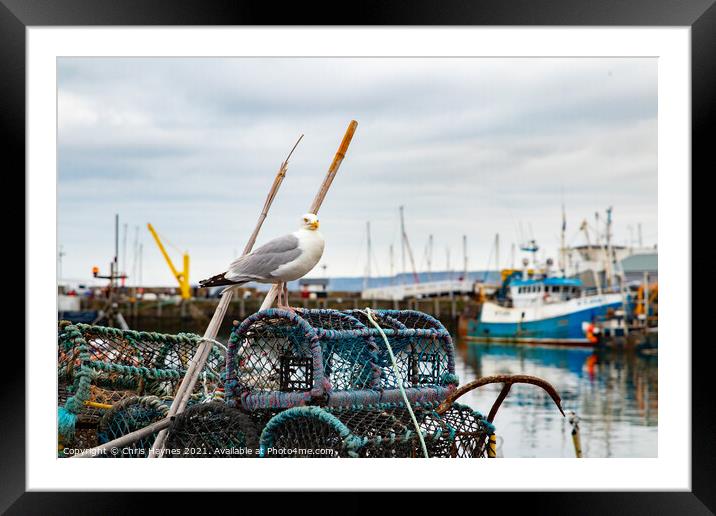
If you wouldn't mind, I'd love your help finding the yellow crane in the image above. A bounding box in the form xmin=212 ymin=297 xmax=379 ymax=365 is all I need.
xmin=147 ymin=223 xmax=191 ymax=300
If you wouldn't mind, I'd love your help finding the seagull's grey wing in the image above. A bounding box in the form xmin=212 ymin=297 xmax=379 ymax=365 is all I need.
xmin=225 ymin=234 xmax=301 ymax=281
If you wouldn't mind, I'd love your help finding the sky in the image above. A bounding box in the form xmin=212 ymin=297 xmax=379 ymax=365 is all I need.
xmin=57 ymin=57 xmax=657 ymax=287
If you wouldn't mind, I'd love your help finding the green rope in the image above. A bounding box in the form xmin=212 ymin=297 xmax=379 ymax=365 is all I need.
xmin=364 ymin=308 xmax=429 ymax=458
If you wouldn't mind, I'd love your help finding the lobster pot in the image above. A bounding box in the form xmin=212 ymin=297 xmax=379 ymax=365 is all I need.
xmin=346 ymin=309 xmax=457 ymax=393
xmin=225 ymin=309 xmax=458 ymax=412
xmin=94 ymin=396 xmax=170 ymax=458
xmin=57 ymin=321 xmax=224 ymax=446
xmin=164 ymin=402 xmax=260 ymax=457
xmin=258 ymin=402 xmax=494 ymax=458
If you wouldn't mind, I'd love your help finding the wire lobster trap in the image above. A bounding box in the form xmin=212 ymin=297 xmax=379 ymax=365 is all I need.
xmin=257 ymin=401 xmax=495 ymax=458
xmin=57 ymin=321 xmax=224 ymax=447
xmin=95 ymin=396 xmax=170 ymax=458
xmin=224 ymin=308 xmax=458 ymax=412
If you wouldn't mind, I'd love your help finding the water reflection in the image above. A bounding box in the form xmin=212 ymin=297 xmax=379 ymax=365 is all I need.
xmin=454 ymin=338 xmax=658 ymax=457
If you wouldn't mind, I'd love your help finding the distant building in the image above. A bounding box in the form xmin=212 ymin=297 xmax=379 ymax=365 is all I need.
xmin=574 ymin=251 xmax=657 ymax=289
xmin=621 ymin=253 xmax=658 ymax=283
xmin=299 ymin=278 xmax=329 ymax=298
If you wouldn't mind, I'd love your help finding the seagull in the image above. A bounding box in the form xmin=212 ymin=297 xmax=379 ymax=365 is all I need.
xmin=199 ymin=213 xmax=325 ymax=309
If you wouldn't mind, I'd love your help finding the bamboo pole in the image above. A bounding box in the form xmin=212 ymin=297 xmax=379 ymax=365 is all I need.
xmin=260 ymin=120 xmax=358 ymax=311
xmin=147 ymin=135 xmax=303 ymax=457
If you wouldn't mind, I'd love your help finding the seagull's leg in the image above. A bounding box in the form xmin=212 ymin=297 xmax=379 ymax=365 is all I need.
xmin=284 ymin=283 xmax=291 ymax=310
xmin=276 ymin=282 xmax=295 ymax=313
xmin=276 ymin=282 xmax=284 ymax=308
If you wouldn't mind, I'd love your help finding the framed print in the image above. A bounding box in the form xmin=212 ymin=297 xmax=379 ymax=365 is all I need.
xmin=4 ymin=0 xmax=711 ymax=512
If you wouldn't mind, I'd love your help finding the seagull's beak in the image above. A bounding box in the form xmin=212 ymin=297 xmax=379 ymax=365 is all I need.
xmin=310 ymin=221 xmax=320 ymax=230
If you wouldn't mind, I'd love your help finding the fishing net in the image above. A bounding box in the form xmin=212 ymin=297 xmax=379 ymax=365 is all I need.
xmin=95 ymin=396 xmax=170 ymax=458
xmin=258 ymin=402 xmax=494 ymax=458
xmin=439 ymin=402 xmax=494 ymax=458
xmin=58 ymin=321 xmax=224 ymax=444
xmin=225 ymin=309 xmax=457 ymax=412
xmin=164 ymin=402 xmax=260 ymax=457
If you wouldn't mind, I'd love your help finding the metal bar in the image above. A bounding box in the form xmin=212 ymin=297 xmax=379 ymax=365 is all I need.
xmin=436 ymin=374 xmax=564 ymax=419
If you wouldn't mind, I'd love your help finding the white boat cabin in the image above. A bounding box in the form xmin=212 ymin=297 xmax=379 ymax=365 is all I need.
xmin=507 ymin=277 xmax=583 ymax=308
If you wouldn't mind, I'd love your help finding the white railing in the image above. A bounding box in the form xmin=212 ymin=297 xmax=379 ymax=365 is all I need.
xmin=361 ymin=280 xmax=474 ymax=301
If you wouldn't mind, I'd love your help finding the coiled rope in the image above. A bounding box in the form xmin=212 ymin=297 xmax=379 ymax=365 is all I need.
xmin=363 ymin=308 xmax=429 ymax=458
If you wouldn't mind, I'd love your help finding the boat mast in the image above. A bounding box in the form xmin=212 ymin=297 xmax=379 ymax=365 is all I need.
xmin=495 ymin=233 xmax=500 ymax=274
xmin=560 ymin=203 xmax=567 ymax=276
xmin=638 ymin=222 xmax=643 ymax=248
xmin=400 ymin=206 xmax=406 ymax=284
xmin=580 ymin=219 xmax=603 ymax=295
xmin=399 ymin=206 xmax=420 ymax=284
xmin=389 ymin=244 xmax=395 ymax=285
xmin=363 ymin=221 xmax=372 ymax=290
xmin=462 ymin=235 xmax=468 ymax=281
xmin=427 ymin=234 xmax=434 ymax=281
xmin=122 ymin=222 xmax=128 ymax=286
xmin=113 ymin=213 xmax=119 ymax=290
xmin=446 ymin=247 xmax=451 ymax=280
xmin=58 ymin=244 xmax=65 ymax=288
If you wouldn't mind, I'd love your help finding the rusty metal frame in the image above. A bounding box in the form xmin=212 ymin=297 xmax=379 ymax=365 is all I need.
xmin=436 ymin=374 xmax=565 ymax=422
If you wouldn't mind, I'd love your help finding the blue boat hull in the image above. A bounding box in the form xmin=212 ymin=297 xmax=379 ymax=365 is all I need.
xmin=468 ymin=301 xmax=623 ymax=343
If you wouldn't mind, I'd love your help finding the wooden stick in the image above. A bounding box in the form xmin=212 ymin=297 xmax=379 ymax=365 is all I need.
xmin=71 ymin=417 xmax=171 ymax=458
xmin=309 ymin=120 xmax=358 ymax=215
xmin=244 ymin=135 xmax=303 ymax=255
xmin=259 ymin=121 xmax=358 ymax=312
xmin=147 ymin=135 xmax=302 ymax=457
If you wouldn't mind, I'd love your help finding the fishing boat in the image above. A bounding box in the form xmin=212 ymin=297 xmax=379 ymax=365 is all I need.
xmin=468 ymin=271 xmax=625 ymax=346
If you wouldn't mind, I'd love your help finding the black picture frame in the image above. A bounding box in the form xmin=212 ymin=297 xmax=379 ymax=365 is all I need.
xmin=4 ymin=0 xmax=709 ymax=512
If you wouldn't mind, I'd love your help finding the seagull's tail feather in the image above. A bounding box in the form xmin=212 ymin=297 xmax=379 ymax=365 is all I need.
xmin=199 ymin=272 xmax=243 ymax=288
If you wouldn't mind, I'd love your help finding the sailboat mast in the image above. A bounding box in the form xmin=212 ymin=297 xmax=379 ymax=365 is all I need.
xmin=427 ymin=234 xmax=434 ymax=281
xmin=638 ymin=222 xmax=643 ymax=248
xmin=400 ymin=206 xmax=406 ymax=284
xmin=389 ymin=244 xmax=395 ymax=285
xmin=112 ymin=214 xmax=119 ymax=289
xmin=363 ymin=221 xmax=372 ymax=290
xmin=560 ymin=204 xmax=567 ymax=276
xmin=462 ymin=235 xmax=468 ymax=280
xmin=446 ymin=247 xmax=451 ymax=280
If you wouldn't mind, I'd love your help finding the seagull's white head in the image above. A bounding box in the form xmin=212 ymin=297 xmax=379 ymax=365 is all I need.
xmin=301 ymin=213 xmax=320 ymax=231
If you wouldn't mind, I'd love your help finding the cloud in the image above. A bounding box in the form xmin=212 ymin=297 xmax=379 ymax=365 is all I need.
xmin=57 ymin=57 xmax=657 ymax=286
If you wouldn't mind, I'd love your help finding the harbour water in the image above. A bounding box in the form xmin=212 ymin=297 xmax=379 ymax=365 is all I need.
xmin=454 ymin=338 xmax=658 ymax=457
